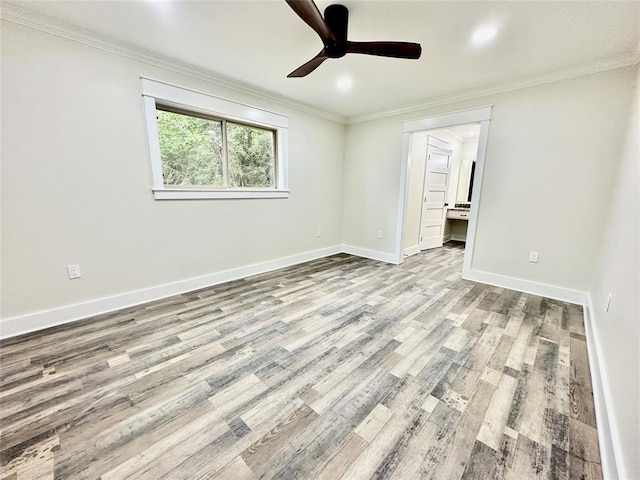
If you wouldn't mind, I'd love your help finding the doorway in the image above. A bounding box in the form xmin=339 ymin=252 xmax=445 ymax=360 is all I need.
xmin=393 ymin=106 xmax=492 ymax=277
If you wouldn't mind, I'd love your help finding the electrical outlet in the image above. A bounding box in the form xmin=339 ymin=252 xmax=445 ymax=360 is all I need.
xmin=316 ymin=228 xmax=322 ymax=237
xmin=605 ymin=293 xmax=612 ymax=312
xmin=529 ymin=251 xmax=539 ymax=263
xmin=377 ymin=230 xmax=383 ymax=239
xmin=67 ymin=264 xmax=81 ymax=279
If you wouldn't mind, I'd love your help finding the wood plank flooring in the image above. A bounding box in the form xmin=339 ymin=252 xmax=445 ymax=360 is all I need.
xmin=0 ymin=243 xmax=602 ymax=479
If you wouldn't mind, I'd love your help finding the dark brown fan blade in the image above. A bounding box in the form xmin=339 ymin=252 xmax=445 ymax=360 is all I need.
xmin=287 ymin=51 xmax=329 ymax=77
xmin=346 ymin=41 xmax=422 ymax=59
xmin=285 ymin=0 xmax=336 ymax=45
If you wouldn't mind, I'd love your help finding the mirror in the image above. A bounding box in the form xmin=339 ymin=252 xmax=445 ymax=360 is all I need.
xmin=456 ymin=159 xmax=476 ymax=202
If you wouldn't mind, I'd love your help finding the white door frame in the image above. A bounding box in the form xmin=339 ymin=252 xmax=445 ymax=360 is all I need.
xmin=395 ymin=106 xmax=492 ymax=276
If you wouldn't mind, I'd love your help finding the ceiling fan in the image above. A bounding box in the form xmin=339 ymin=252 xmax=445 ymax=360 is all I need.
xmin=285 ymin=0 xmax=422 ymax=77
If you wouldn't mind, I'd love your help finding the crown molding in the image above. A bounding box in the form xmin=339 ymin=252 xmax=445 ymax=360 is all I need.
xmin=2 ymin=2 xmax=637 ymax=127
xmin=347 ymin=53 xmax=640 ymax=125
xmin=0 ymin=3 xmax=348 ymax=125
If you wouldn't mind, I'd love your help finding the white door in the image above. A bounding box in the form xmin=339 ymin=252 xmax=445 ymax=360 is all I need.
xmin=420 ymin=146 xmax=452 ymax=250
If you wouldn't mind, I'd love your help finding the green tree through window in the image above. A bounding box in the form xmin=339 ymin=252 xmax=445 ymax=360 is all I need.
xmin=227 ymin=122 xmax=275 ymax=188
xmin=156 ymin=107 xmax=276 ymax=189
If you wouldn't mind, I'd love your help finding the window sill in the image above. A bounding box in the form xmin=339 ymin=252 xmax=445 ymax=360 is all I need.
xmin=152 ymin=188 xmax=289 ymax=200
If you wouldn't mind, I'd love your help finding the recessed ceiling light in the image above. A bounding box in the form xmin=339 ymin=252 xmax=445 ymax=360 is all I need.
xmin=471 ymin=27 xmax=497 ymax=46
xmin=336 ymin=76 xmax=353 ymax=92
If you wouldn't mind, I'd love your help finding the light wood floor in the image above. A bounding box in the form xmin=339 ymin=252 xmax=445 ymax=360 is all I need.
xmin=0 ymin=243 xmax=602 ymax=480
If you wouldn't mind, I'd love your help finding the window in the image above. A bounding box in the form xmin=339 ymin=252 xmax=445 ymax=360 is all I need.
xmin=156 ymin=107 xmax=276 ymax=189
xmin=142 ymin=78 xmax=288 ymax=200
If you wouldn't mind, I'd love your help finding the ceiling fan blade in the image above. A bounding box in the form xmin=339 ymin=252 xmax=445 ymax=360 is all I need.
xmin=346 ymin=41 xmax=422 ymax=59
xmin=285 ymin=0 xmax=336 ymax=44
xmin=287 ymin=51 xmax=329 ymax=77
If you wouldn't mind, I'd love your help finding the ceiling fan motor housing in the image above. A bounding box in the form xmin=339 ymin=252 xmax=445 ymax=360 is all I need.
xmin=285 ymin=0 xmax=421 ymax=77
xmin=324 ymin=4 xmax=348 ymax=58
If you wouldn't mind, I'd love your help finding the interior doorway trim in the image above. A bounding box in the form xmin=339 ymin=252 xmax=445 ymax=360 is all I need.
xmin=395 ymin=105 xmax=493 ymax=277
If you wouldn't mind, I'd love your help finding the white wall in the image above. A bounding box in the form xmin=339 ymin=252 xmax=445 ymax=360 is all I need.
xmin=461 ymin=138 xmax=480 ymax=160
xmin=589 ymin=68 xmax=639 ymax=480
xmin=343 ymin=65 xmax=638 ymax=293
xmin=0 ymin=21 xmax=345 ymax=325
xmin=342 ymin=119 xmax=402 ymax=254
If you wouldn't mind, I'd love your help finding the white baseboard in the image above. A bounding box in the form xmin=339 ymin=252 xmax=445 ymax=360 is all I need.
xmin=403 ymin=245 xmax=421 ymax=257
xmin=584 ymin=296 xmax=625 ymax=480
xmin=341 ymin=244 xmax=399 ymax=264
xmin=462 ymin=268 xmax=587 ymax=305
xmin=0 ymin=245 xmax=342 ymax=340
xmin=442 ymin=234 xmax=452 ymax=243
xmin=451 ymin=234 xmax=467 ymax=242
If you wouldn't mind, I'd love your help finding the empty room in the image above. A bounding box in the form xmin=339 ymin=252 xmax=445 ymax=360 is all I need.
xmin=1 ymin=1 xmax=638 ymax=479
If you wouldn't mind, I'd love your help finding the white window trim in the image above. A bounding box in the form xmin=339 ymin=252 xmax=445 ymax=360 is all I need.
xmin=141 ymin=77 xmax=289 ymax=200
